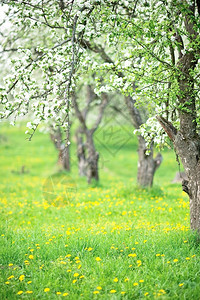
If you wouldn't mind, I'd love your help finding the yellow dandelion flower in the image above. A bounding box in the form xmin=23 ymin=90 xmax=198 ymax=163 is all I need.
xmin=144 ymin=292 xmax=149 ymax=296
xmin=110 ymin=290 xmax=116 ymax=294
xmin=27 ymin=281 xmax=32 ymax=284
xmin=133 ymin=282 xmax=138 ymax=286
xmin=72 ymin=279 xmax=77 ymax=284
xmin=19 ymin=275 xmax=25 ymax=282
xmin=56 ymin=292 xmax=62 ymax=295
xmin=124 ymin=278 xmax=129 ymax=282
xmin=95 ymin=257 xmax=101 ymax=261
xmin=139 ymin=280 xmax=144 ymax=283
xmin=67 ymin=270 xmax=71 ymax=272
xmin=26 ymin=291 xmax=33 ymax=294
xmin=185 ymin=257 xmax=190 ymax=260
xmin=128 ymin=253 xmax=137 ymax=257
xmin=78 ymin=264 xmax=82 ymax=269
xmin=5 ymin=281 xmax=10 ymax=284
xmin=29 ymin=255 xmax=34 ymax=260
xmin=173 ymin=259 xmax=178 ymax=263
xmin=96 ymin=287 xmax=102 ymax=290
xmin=8 ymin=263 xmax=13 ymax=267
xmin=156 ymin=254 xmax=160 ymax=257
xmin=17 ymin=291 xmax=23 ymax=295
xmin=73 ymin=273 xmax=79 ymax=277
xmin=80 ymin=275 xmax=84 ymax=279
xmin=75 ymin=257 xmax=79 ymax=260
xmin=88 ymin=247 xmax=93 ymax=251
xmin=93 ymin=291 xmax=100 ymax=294
xmin=179 ymin=283 xmax=184 ymax=287
xmin=7 ymin=275 xmax=14 ymax=280
xmin=44 ymin=288 xmax=50 ymax=292
xmin=113 ymin=278 xmax=118 ymax=282
xmin=63 ymin=293 xmax=69 ymax=296
xmin=121 ymin=291 xmax=126 ymax=295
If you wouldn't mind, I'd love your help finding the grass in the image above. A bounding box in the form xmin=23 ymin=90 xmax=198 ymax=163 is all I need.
xmin=0 ymin=122 xmax=200 ymax=299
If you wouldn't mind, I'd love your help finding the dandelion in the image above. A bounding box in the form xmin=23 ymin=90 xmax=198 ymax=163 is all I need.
xmin=156 ymin=254 xmax=160 ymax=257
xmin=179 ymin=283 xmax=184 ymax=287
xmin=173 ymin=259 xmax=178 ymax=263
xmin=26 ymin=291 xmax=33 ymax=294
xmin=73 ymin=273 xmax=79 ymax=277
xmin=95 ymin=257 xmax=101 ymax=261
xmin=29 ymin=255 xmax=34 ymax=260
xmin=96 ymin=287 xmax=102 ymax=290
xmin=128 ymin=253 xmax=137 ymax=257
xmin=80 ymin=275 xmax=84 ymax=279
xmin=67 ymin=270 xmax=71 ymax=272
xmin=93 ymin=291 xmax=100 ymax=294
xmin=144 ymin=292 xmax=149 ymax=296
xmin=113 ymin=278 xmax=118 ymax=282
xmin=139 ymin=280 xmax=144 ymax=283
xmin=19 ymin=275 xmax=25 ymax=282
xmin=121 ymin=291 xmax=126 ymax=295
xmin=124 ymin=278 xmax=129 ymax=282
xmin=185 ymin=257 xmax=190 ymax=260
xmin=44 ymin=288 xmax=50 ymax=292
xmin=72 ymin=279 xmax=77 ymax=284
xmin=63 ymin=293 xmax=69 ymax=296
xmin=5 ymin=281 xmax=10 ymax=284
xmin=110 ymin=290 xmax=116 ymax=293
xmin=56 ymin=292 xmax=62 ymax=295
xmin=7 ymin=275 xmax=14 ymax=280
xmin=88 ymin=247 xmax=93 ymax=251
xmin=133 ymin=282 xmax=138 ymax=286
xmin=17 ymin=291 xmax=23 ymax=295
xmin=27 ymin=281 xmax=32 ymax=284
xmin=8 ymin=263 xmax=13 ymax=267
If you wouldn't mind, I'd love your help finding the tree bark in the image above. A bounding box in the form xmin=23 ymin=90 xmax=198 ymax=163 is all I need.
xmin=124 ymin=96 xmax=163 ymax=187
xmin=137 ymin=135 xmax=163 ymax=187
xmin=50 ymin=126 xmax=70 ymax=171
xmin=86 ymin=130 xmax=99 ymax=184
xmin=76 ymin=130 xmax=87 ymax=177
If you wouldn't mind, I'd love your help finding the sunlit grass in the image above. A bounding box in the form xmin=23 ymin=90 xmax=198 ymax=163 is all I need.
xmin=0 ymin=123 xmax=199 ymax=299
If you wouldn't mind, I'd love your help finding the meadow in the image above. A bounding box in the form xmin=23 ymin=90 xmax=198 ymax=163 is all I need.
xmin=0 ymin=123 xmax=200 ymax=300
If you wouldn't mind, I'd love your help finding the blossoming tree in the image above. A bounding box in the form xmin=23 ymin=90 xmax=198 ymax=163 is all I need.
xmin=1 ymin=0 xmax=200 ymax=230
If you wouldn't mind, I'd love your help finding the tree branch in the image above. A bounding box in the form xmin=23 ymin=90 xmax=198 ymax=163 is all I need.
xmin=156 ymin=115 xmax=177 ymax=142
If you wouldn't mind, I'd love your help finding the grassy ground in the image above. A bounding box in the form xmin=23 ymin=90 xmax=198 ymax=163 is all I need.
xmin=0 ymin=123 xmax=200 ymax=300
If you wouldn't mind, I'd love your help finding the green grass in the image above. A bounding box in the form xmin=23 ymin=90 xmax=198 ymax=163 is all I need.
xmin=0 ymin=123 xmax=200 ymax=299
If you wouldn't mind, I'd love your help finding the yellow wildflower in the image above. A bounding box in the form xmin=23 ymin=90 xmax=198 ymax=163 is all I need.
xmin=44 ymin=288 xmax=50 ymax=292
xmin=17 ymin=291 xmax=23 ymax=295
xmin=110 ymin=290 xmax=116 ymax=293
xmin=95 ymin=257 xmax=101 ymax=261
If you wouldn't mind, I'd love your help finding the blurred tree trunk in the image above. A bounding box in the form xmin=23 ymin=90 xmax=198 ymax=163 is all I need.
xmin=50 ymin=126 xmax=70 ymax=171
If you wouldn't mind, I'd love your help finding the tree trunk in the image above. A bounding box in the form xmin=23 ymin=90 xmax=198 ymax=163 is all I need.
xmin=76 ymin=131 xmax=87 ymax=177
xmin=137 ymin=135 xmax=163 ymax=187
xmin=86 ymin=130 xmax=99 ymax=184
xmin=50 ymin=126 xmax=70 ymax=171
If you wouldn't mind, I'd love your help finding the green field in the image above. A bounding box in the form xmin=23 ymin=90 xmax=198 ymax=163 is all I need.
xmin=0 ymin=123 xmax=200 ymax=299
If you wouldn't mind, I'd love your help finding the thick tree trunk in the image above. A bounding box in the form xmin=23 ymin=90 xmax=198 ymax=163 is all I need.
xmin=137 ymin=135 xmax=163 ymax=187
